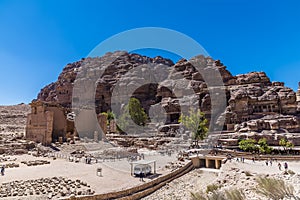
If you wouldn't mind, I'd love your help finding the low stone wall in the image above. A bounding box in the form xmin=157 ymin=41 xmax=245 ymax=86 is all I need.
xmin=65 ymin=161 xmax=193 ymax=200
xmin=214 ymin=149 xmax=300 ymax=160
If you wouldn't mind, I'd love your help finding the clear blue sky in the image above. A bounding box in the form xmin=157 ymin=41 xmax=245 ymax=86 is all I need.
xmin=0 ymin=0 xmax=300 ymax=105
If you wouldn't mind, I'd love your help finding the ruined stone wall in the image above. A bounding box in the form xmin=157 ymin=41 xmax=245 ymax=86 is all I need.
xmin=26 ymin=103 xmax=53 ymax=145
xmin=46 ymin=106 xmax=67 ymax=141
xmin=26 ymin=101 xmax=74 ymax=145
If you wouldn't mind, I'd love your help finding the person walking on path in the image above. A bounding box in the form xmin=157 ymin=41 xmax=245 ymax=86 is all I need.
xmin=284 ymin=162 xmax=288 ymax=171
xmin=1 ymin=165 xmax=5 ymax=176
xmin=278 ymin=163 xmax=282 ymax=170
xmin=139 ymin=171 xmax=144 ymax=182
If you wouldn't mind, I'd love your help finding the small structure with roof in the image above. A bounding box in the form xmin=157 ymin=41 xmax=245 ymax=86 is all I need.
xmin=130 ymin=160 xmax=156 ymax=176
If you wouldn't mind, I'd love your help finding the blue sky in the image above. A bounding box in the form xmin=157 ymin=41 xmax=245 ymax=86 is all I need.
xmin=0 ymin=0 xmax=300 ymax=105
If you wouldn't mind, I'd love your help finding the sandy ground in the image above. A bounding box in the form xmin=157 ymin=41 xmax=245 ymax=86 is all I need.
xmin=1 ymin=152 xmax=300 ymax=200
xmin=0 ymin=152 xmax=179 ymax=196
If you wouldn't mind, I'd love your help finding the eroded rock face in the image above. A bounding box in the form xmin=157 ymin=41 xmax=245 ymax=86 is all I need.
xmin=28 ymin=51 xmax=300 ymax=145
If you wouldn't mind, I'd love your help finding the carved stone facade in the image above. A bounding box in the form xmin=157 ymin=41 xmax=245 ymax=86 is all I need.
xmin=26 ymin=101 xmax=75 ymax=145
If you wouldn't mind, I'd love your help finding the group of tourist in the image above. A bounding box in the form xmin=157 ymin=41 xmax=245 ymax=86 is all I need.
xmin=277 ymin=162 xmax=289 ymax=171
xmin=263 ymin=159 xmax=289 ymax=171
xmin=265 ymin=159 xmax=273 ymax=166
xmin=235 ymin=156 xmax=290 ymax=172
xmin=85 ymin=156 xmax=92 ymax=164
xmin=236 ymin=157 xmax=245 ymax=163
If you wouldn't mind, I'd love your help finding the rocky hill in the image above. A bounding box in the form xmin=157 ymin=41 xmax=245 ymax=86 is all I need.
xmin=0 ymin=103 xmax=30 ymax=136
xmin=0 ymin=103 xmax=34 ymax=154
xmin=33 ymin=51 xmax=300 ymax=145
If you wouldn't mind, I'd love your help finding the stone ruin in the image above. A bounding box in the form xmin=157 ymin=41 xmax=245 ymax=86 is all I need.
xmin=0 ymin=104 xmax=36 ymax=155
xmin=26 ymin=101 xmax=75 ymax=145
xmin=26 ymin=51 xmax=300 ymax=147
xmin=0 ymin=177 xmax=94 ymax=198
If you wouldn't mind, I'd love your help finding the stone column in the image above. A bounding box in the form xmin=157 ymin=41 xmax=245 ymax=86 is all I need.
xmin=58 ymin=137 xmax=63 ymax=144
xmin=98 ymin=114 xmax=107 ymax=135
xmin=215 ymin=159 xmax=221 ymax=169
xmin=205 ymin=158 xmax=209 ymax=168
xmin=110 ymin=120 xmax=117 ymax=133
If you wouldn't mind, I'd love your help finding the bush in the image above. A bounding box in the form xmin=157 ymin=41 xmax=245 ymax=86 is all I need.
xmin=206 ymin=184 xmax=221 ymax=194
xmin=258 ymin=138 xmax=272 ymax=154
xmin=190 ymin=192 xmax=207 ymax=200
xmin=238 ymin=139 xmax=257 ymax=152
xmin=191 ymin=188 xmax=245 ymax=200
xmin=256 ymin=176 xmax=295 ymax=199
xmin=225 ymin=189 xmax=246 ymax=200
xmin=244 ymin=171 xmax=253 ymax=176
xmin=287 ymin=170 xmax=295 ymax=175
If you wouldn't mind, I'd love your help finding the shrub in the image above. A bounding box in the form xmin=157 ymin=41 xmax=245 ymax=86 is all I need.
xmin=206 ymin=184 xmax=221 ymax=194
xmin=225 ymin=189 xmax=246 ymax=200
xmin=256 ymin=176 xmax=295 ymax=199
xmin=190 ymin=192 xmax=207 ymax=200
xmin=191 ymin=188 xmax=245 ymax=200
xmin=287 ymin=170 xmax=295 ymax=175
xmin=238 ymin=139 xmax=257 ymax=152
xmin=244 ymin=171 xmax=253 ymax=176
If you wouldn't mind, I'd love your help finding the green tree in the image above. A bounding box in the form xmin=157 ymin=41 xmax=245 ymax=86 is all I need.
xmin=279 ymin=138 xmax=294 ymax=154
xmin=279 ymin=138 xmax=287 ymax=147
xmin=285 ymin=141 xmax=294 ymax=155
xmin=238 ymin=139 xmax=257 ymax=152
xmin=258 ymin=138 xmax=272 ymax=154
xmin=280 ymin=138 xmax=294 ymax=154
xmin=128 ymin=97 xmax=148 ymax=126
xmin=117 ymin=97 xmax=148 ymax=133
xmin=107 ymin=111 xmax=115 ymax=122
xmin=101 ymin=111 xmax=115 ymax=125
xmin=286 ymin=141 xmax=294 ymax=148
xmin=179 ymin=109 xmax=208 ymax=147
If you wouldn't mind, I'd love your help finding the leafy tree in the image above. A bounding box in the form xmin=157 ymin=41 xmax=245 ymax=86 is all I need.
xmin=279 ymin=138 xmax=287 ymax=147
xmin=286 ymin=141 xmax=294 ymax=148
xmin=179 ymin=109 xmax=208 ymax=146
xmin=238 ymin=139 xmax=257 ymax=152
xmin=101 ymin=111 xmax=115 ymax=126
xmin=258 ymin=138 xmax=272 ymax=154
xmin=128 ymin=97 xmax=148 ymax=126
xmin=117 ymin=97 xmax=148 ymax=133
xmin=107 ymin=111 xmax=115 ymax=122
xmin=279 ymin=138 xmax=294 ymax=154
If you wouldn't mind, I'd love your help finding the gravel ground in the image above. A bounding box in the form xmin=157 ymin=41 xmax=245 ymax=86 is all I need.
xmin=142 ymin=159 xmax=300 ymax=200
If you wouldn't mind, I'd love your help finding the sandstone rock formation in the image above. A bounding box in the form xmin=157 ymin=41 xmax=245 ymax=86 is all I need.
xmin=26 ymin=51 xmax=300 ymax=146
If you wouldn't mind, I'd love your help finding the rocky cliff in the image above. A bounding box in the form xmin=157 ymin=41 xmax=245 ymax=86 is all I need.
xmin=35 ymin=51 xmax=300 ymax=137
